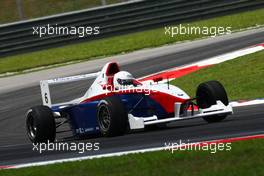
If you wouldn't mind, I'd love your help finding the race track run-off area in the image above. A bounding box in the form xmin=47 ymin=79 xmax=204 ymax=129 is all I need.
xmin=0 ymin=29 xmax=264 ymax=169
xmin=140 ymin=43 xmax=264 ymax=107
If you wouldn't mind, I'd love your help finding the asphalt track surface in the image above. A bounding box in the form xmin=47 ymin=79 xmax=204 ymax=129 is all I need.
xmin=0 ymin=30 xmax=264 ymax=166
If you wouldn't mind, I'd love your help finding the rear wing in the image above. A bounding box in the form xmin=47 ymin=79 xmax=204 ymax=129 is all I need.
xmin=40 ymin=72 xmax=100 ymax=107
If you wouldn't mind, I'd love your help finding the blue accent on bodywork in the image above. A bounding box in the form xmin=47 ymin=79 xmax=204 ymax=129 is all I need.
xmin=52 ymin=102 xmax=100 ymax=136
xmin=119 ymin=94 xmax=168 ymax=118
xmin=52 ymin=93 xmax=169 ymax=136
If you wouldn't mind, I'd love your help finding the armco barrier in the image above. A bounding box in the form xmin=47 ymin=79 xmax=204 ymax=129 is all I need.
xmin=0 ymin=0 xmax=263 ymax=57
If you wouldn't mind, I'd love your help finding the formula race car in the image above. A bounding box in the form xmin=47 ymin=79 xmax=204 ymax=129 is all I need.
xmin=26 ymin=62 xmax=233 ymax=143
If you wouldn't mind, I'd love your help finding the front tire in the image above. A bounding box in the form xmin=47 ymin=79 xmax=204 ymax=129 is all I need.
xmin=196 ymin=80 xmax=229 ymax=123
xmin=26 ymin=105 xmax=56 ymax=143
xmin=97 ymin=96 xmax=128 ymax=137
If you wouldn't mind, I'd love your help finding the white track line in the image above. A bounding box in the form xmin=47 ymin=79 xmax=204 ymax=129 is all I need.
xmin=230 ymin=99 xmax=264 ymax=107
xmin=140 ymin=44 xmax=264 ymax=80
xmin=7 ymin=134 xmax=264 ymax=169
xmin=192 ymin=45 xmax=264 ymax=67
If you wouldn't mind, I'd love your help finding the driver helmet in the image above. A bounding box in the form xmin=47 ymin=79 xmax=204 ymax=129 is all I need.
xmin=113 ymin=71 xmax=135 ymax=89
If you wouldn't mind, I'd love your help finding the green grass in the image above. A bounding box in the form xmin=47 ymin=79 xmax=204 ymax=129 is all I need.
xmin=0 ymin=0 xmax=121 ymax=24
xmin=1 ymin=8 xmax=264 ymax=75
xmin=1 ymin=139 xmax=264 ymax=176
xmin=171 ymin=50 xmax=264 ymax=101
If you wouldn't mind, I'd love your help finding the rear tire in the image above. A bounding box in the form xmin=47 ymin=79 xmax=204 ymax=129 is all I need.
xmin=97 ymin=96 xmax=128 ymax=137
xmin=196 ymin=80 xmax=229 ymax=123
xmin=26 ymin=105 xmax=56 ymax=143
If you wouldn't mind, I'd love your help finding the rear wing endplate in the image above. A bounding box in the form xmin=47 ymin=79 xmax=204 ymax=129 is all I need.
xmin=40 ymin=72 xmax=100 ymax=107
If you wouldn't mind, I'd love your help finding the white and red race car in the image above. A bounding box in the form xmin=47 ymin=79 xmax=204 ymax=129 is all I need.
xmin=26 ymin=62 xmax=233 ymax=143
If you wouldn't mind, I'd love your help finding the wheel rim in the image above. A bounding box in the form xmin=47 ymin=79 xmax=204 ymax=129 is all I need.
xmin=27 ymin=115 xmax=37 ymax=139
xmin=98 ymin=105 xmax=111 ymax=131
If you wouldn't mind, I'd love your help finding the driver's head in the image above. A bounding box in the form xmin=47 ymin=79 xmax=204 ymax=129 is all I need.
xmin=113 ymin=71 xmax=135 ymax=89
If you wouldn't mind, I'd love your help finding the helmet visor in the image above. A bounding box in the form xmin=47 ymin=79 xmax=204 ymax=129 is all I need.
xmin=117 ymin=78 xmax=134 ymax=86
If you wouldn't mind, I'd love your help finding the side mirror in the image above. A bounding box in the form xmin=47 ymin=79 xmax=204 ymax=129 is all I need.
xmin=153 ymin=77 xmax=163 ymax=82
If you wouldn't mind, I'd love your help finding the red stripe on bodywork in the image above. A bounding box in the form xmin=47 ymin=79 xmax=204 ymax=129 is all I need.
xmin=149 ymin=91 xmax=186 ymax=113
xmin=187 ymin=105 xmax=198 ymax=111
xmin=81 ymin=90 xmax=157 ymax=103
xmin=81 ymin=90 xmax=187 ymax=113
xmin=82 ymin=65 xmax=213 ymax=108
xmin=81 ymin=93 xmax=114 ymax=103
xmin=139 ymin=65 xmax=210 ymax=82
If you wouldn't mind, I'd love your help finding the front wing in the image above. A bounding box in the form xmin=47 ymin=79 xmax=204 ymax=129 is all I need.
xmin=128 ymin=101 xmax=233 ymax=129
